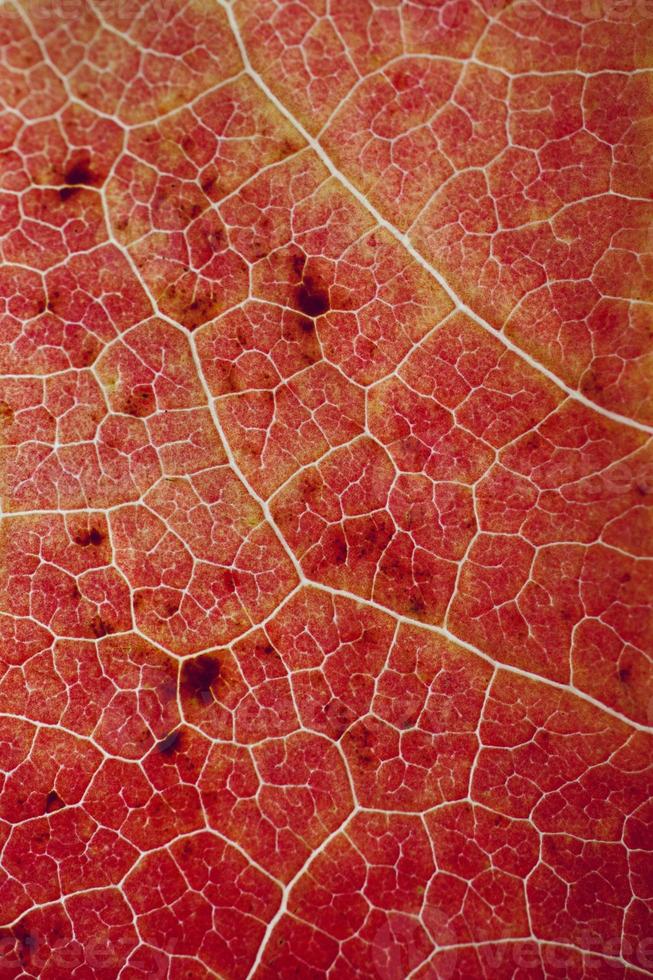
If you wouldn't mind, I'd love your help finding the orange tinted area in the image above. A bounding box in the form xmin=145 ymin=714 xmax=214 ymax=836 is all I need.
xmin=0 ymin=0 xmax=651 ymax=976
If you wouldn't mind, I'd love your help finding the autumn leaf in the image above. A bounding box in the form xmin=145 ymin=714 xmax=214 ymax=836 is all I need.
xmin=0 ymin=0 xmax=651 ymax=976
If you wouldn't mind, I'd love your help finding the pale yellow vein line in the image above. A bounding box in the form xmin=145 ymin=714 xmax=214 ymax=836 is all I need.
xmin=219 ymin=0 xmax=653 ymax=438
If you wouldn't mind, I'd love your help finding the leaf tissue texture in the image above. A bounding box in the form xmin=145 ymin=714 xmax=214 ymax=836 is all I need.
xmin=0 ymin=0 xmax=652 ymax=976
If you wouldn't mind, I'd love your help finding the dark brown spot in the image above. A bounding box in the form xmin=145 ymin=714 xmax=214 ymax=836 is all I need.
xmin=157 ymin=729 xmax=182 ymax=755
xmin=181 ymin=654 xmax=221 ymax=706
xmin=618 ymin=665 xmax=632 ymax=683
xmin=58 ymin=185 xmax=79 ymax=202
xmin=635 ymin=483 xmax=650 ymax=497
xmin=60 ymin=152 xmax=96 ymax=201
xmin=331 ymin=532 xmax=348 ymax=565
xmin=296 ymin=276 xmax=329 ymax=318
xmin=45 ymin=790 xmax=63 ymax=813
xmin=409 ymin=595 xmax=427 ymax=616
xmin=46 ymin=288 xmax=62 ymax=314
xmin=75 ymin=526 xmax=104 ymax=547
xmin=298 ymin=316 xmax=314 ymax=334
xmin=89 ymin=526 xmax=103 ymax=546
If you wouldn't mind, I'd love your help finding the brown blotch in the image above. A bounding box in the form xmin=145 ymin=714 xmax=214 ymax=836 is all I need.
xmin=408 ymin=596 xmax=427 ymax=616
xmin=90 ymin=616 xmax=114 ymax=638
xmin=323 ymin=699 xmax=353 ymax=740
xmin=163 ymin=288 xmax=219 ymax=330
xmin=59 ymin=186 xmax=80 ymax=202
xmin=123 ymin=384 xmax=155 ymax=418
xmin=358 ymin=526 xmax=386 ymax=559
xmin=75 ymin=340 xmax=99 ymax=368
xmin=74 ymin=526 xmax=104 ymax=547
xmin=60 ymin=152 xmax=96 ymax=201
xmin=296 ymin=275 xmax=329 ymax=318
xmin=46 ymin=288 xmax=62 ymax=314
xmin=580 ymin=372 xmax=604 ymax=398
xmin=0 ymin=401 xmax=14 ymax=425
xmin=349 ymin=724 xmax=375 ymax=767
xmin=523 ymin=434 xmax=543 ymax=452
xmin=181 ymin=654 xmax=221 ymax=706
xmin=280 ymin=137 xmax=299 ymax=159
xmin=330 ymin=531 xmax=348 ymax=565
xmin=157 ymin=729 xmax=182 ymax=755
